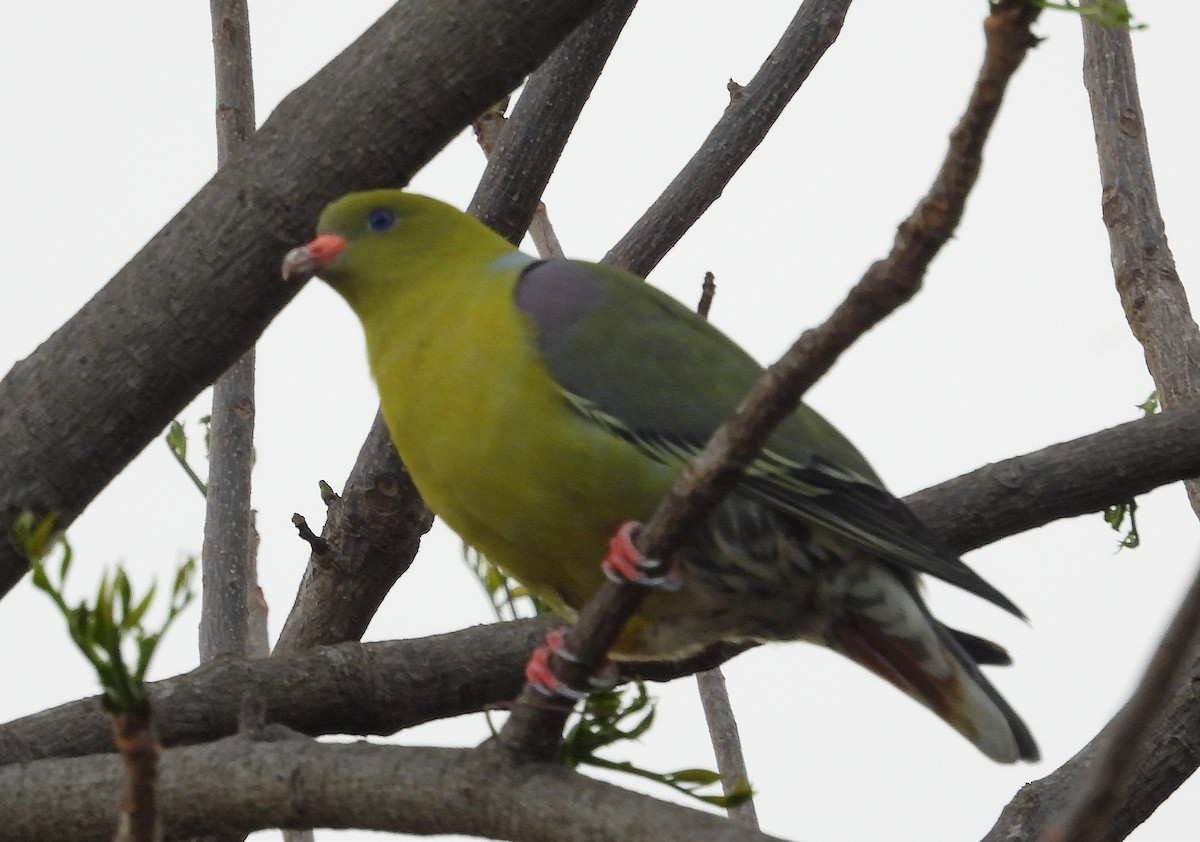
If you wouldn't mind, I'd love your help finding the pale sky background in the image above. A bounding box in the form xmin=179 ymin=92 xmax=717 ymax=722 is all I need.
xmin=2 ymin=3 xmax=1199 ymax=841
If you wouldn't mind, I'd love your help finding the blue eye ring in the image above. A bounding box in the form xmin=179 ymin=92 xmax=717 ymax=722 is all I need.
xmin=368 ymin=207 xmax=396 ymax=231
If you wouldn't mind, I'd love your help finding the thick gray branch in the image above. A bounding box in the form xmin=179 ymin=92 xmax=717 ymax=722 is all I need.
xmin=200 ymin=0 xmax=259 ymax=666
xmin=470 ymin=0 xmax=639 ymax=239
xmin=0 ymin=620 xmax=553 ymax=766
xmin=0 ymin=736 xmax=788 ymax=842
xmin=274 ymin=413 xmax=431 ymax=653
xmin=1084 ymin=11 xmax=1200 ymax=411
xmin=906 ymin=405 xmax=1200 ymax=554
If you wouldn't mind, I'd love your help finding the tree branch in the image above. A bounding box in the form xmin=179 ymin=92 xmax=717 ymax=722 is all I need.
xmin=1082 ymin=6 xmax=1200 ymax=416
xmin=273 ymin=413 xmax=431 ymax=653
xmin=111 ymin=711 xmax=162 ymax=842
xmin=1 ymin=620 xmax=555 ymax=766
xmin=906 ymin=405 xmax=1200 ymax=555
xmin=697 ymin=667 xmax=759 ymax=827
xmin=200 ymin=0 xmax=258 ymax=665
xmin=469 ymin=0 xmax=639 ymax=240
xmin=184 ymin=6 xmax=263 ymax=842
xmin=1 ymin=735 xmax=790 ymax=842
xmin=1038 ymin=554 xmax=1200 ymax=842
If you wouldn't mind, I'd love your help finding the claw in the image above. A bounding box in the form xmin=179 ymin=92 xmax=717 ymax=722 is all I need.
xmin=524 ymin=629 xmax=623 ymax=699
xmin=588 ymin=659 xmax=621 ymax=691
xmin=602 ymin=521 xmax=684 ymax=591
xmin=524 ymin=629 xmax=590 ymax=700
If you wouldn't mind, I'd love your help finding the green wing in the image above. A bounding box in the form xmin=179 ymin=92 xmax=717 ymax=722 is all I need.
xmin=513 ymin=260 xmax=1023 ymax=618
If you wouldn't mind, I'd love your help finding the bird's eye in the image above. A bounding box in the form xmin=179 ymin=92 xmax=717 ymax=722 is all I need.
xmin=368 ymin=207 xmax=395 ymax=231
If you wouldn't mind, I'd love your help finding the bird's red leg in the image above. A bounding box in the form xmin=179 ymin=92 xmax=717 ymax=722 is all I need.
xmin=602 ymin=520 xmax=684 ymax=590
xmin=525 ymin=629 xmax=620 ymax=699
xmin=526 ymin=629 xmax=587 ymax=699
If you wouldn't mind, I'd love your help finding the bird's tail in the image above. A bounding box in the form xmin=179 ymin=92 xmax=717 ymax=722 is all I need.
xmin=827 ymin=564 xmax=1039 ymax=763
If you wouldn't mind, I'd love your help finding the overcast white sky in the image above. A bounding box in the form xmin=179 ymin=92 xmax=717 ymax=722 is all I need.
xmin=2 ymin=3 xmax=1198 ymax=841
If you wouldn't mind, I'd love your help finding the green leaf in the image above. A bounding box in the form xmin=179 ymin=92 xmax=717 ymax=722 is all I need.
xmin=555 ymin=680 xmax=745 ymax=807
xmin=29 ymin=561 xmax=52 ymax=593
xmin=66 ymin=608 xmax=95 ymax=660
xmin=1137 ymin=391 xmax=1159 ymax=416
xmin=1104 ymin=504 xmax=1122 ymax=529
xmin=93 ymin=586 xmax=120 ymax=653
xmin=165 ymin=420 xmax=208 ymax=496
xmin=125 ymin=586 xmax=156 ymax=629
xmin=1104 ymin=500 xmax=1141 ymax=550
xmin=12 ymin=510 xmax=62 ymax=564
xmin=135 ymin=634 xmax=161 ymax=679
xmin=667 ymin=768 xmax=723 ymax=786
xmin=318 ymin=479 xmax=337 ymax=504
xmin=1027 ymin=0 xmax=1146 ymax=30
xmin=30 ymin=544 xmax=194 ymax=714
xmin=173 ymin=557 xmax=196 ymax=600
xmin=113 ymin=568 xmax=132 ymax=621
xmin=200 ymin=414 xmax=212 ymax=455
xmin=696 ymin=778 xmax=755 ymax=809
xmin=58 ymin=535 xmax=73 ymax=581
xmin=165 ymin=419 xmax=187 ymax=459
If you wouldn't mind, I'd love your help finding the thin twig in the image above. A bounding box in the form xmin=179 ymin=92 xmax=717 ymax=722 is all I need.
xmin=638 ymin=0 xmax=1042 ymax=574
xmin=198 ymin=6 xmax=261 ymax=840
xmin=696 ymin=669 xmax=759 ymax=828
xmin=111 ymin=710 xmax=161 ymax=842
xmin=529 ymin=202 xmax=566 ymax=259
xmin=692 ymin=267 xmax=757 ymax=828
xmin=604 ymin=0 xmax=852 ymax=277
xmin=697 ymin=272 xmax=717 ymax=319
xmin=289 ymin=514 xmax=330 ymax=560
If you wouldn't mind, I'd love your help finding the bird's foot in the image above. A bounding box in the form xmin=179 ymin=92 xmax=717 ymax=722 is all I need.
xmin=525 ymin=629 xmax=620 ymax=699
xmin=602 ymin=521 xmax=684 ymax=591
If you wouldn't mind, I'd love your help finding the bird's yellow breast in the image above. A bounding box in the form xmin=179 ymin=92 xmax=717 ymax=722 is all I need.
xmin=360 ymin=260 xmax=673 ymax=614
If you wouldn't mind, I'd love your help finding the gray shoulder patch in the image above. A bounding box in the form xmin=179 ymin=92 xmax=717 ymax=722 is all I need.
xmin=512 ymin=260 xmax=610 ymax=354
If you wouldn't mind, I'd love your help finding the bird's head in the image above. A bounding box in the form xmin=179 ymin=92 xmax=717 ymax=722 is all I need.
xmin=281 ymin=190 xmax=507 ymax=311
